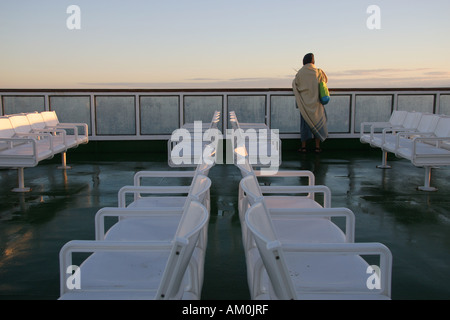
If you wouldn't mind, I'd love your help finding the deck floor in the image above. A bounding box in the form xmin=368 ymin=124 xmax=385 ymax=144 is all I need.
xmin=0 ymin=146 xmax=449 ymax=300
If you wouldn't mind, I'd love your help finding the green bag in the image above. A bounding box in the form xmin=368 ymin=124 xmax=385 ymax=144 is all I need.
xmin=319 ymin=81 xmax=330 ymax=105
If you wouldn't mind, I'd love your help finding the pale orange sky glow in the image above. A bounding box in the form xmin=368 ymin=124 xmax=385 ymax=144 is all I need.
xmin=1 ymin=0 xmax=450 ymax=89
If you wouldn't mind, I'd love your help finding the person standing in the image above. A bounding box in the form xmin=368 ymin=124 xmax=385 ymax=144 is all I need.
xmin=292 ymin=53 xmax=329 ymax=153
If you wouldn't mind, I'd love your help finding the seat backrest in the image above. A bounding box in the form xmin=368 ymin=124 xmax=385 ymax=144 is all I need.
xmin=210 ymin=110 xmax=221 ymax=129
xmin=26 ymin=112 xmax=47 ymax=130
xmin=240 ymin=174 xmax=264 ymax=206
xmin=229 ymin=111 xmax=239 ymax=130
xmin=40 ymin=111 xmax=59 ymax=127
xmin=416 ymin=113 xmax=440 ymax=133
xmin=204 ymin=111 xmax=221 ymax=145
xmin=245 ymin=201 xmax=297 ymax=300
xmin=435 ymin=116 xmax=450 ymax=151
xmin=0 ymin=117 xmax=16 ymax=139
xmin=8 ymin=114 xmax=33 ymax=134
xmin=187 ymin=174 xmax=212 ymax=207
xmin=232 ymin=129 xmax=253 ymax=174
xmin=433 ymin=116 xmax=450 ymax=138
xmin=390 ymin=110 xmax=408 ymax=126
xmin=156 ymin=200 xmax=208 ymax=299
xmin=195 ymin=160 xmax=214 ymax=176
xmin=402 ymin=112 xmax=422 ymax=129
xmin=0 ymin=117 xmax=17 ymax=151
xmin=236 ymin=157 xmax=254 ymax=177
xmin=201 ymin=141 xmax=218 ymax=167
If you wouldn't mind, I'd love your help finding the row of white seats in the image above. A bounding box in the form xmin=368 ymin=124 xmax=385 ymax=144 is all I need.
xmin=229 ymin=111 xmax=281 ymax=168
xmin=168 ymin=111 xmax=221 ymax=167
xmin=360 ymin=111 xmax=450 ymax=191
xmin=58 ymin=113 xmax=221 ymax=300
xmin=0 ymin=111 xmax=88 ymax=192
xmin=231 ymin=112 xmax=393 ymax=300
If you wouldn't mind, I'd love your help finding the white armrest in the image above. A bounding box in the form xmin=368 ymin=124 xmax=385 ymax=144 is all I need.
xmin=268 ymin=207 xmax=355 ymax=242
xmin=412 ymin=137 xmax=450 ymax=155
xmin=259 ymin=185 xmax=331 ymax=207
xmin=134 ymin=170 xmax=196 ymax=186
xmin=94 ymin=207 xmax=184 ymax=240
xmin=118 ymin=185 xmax=190 ymax=207
xmin=254 ymin=170 xmax=315 ymax=185
xmin=0 ymin=137 xmax=50 ymax=157
xmin=360 ymin=121 xmax=390 ymax=135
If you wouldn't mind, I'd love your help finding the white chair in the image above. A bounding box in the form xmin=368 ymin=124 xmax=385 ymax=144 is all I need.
xmin=367 ymin=111 xmax=423 ymax=168
xmin=245 ymin=201 xmax=393 ymax=300
xmin=229 ymin=110 xmax=268 ymax=130
xmin=393 ymin=115 xmax=450 ymax=191
xmin=235 ymin=157 xmax=353 ymax=241
xmin=112 ymin=148 xmax=214 ymax=273
xmin=239 ymin=174 xmax=353 ymax=242
xmin=35 ymin=111 xmax=88 ymax=169
xmin=181 ymin=110 xmax=221 ymax=132
xmin=40 ymin=110 xmax=88 ymax=145
xmin=98 ymin=174 xmax=211 ymax=244
xmin=229 ymin=111 xmax=281 ymax=170
xmin=59 ymin=200 xmax=209 ymax=300
xmin=118 ymin=161 xmax=214 ymax=211
xmin=239 ymin=174 xmax=355 ymax=299
xmin=168 ymin=111 xmax=221 ymax=167
xmin=235 ymin=158 xmax=318 ymax=211
xmin=7 ymin=113 xmax=67 ymax=155
xmin=97 ymin=173 xmax=212 ymax=296
xmin=361 ymin=111 xmax=450 ymax=190
xmin=360 ymin=110 xmax=408 ymax=145
xmin=0 ymin=116 xmax=55 ymax=192
xmin=27 ymin=111 xmax=81 ymax=154
xmin=381 ymin=113 xmax=441 ymax=154
xmin=16 ymin=111 xmax=77 ymax=169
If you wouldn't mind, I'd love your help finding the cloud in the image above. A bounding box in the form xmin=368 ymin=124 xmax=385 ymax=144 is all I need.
xmin=423 ymin=71 xmax=450 ymax=76
xmin=328 ymin=68 xmax=431 ymax=77
xmin=187 ymin=78 xmax=222 ymax=81
xmin=78 ymin=76 xmax=294 ymax=89
xmin=327 ymin=68 xmax=450 ymax=88
xmin=77 ymin=68 xmax=450 ymax=89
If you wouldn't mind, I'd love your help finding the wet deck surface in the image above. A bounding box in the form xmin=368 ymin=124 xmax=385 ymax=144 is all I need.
xmin=0 ymin=146 xmax=449 ymax=300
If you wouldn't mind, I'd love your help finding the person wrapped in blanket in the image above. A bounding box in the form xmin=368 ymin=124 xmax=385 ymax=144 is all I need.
xmin=292 ymin=53 xmax=329 ymax=153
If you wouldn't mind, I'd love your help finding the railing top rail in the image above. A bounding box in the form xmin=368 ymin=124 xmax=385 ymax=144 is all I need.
xmin=1 ymin=87 xmax=450 ymax=94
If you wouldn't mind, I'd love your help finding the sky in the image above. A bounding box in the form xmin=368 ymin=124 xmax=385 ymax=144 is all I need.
xmin=1 ymin=0 xmax=450 ymax=89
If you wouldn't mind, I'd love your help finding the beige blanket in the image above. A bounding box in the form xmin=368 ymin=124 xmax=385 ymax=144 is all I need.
xmin=292 ymin=64 xmax=328 ymax=141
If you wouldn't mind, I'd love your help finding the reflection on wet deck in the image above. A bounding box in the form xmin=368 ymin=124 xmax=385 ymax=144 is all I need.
xmin=0 ymin=146 xmax=449 ymax=300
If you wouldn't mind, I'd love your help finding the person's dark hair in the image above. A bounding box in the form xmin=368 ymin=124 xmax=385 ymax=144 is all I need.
xmin=303 ymin=53 xmax=314 ymax=65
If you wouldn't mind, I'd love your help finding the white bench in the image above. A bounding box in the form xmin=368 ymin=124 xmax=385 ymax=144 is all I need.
xmin=239 ymin=172 xmax=356 ymax=299
xmin=168 ymin=111 xmax=221 ymax=167
xmin=233 ymin=111 xmax=392 ymax=300
xmin=360 ymin=110 xmax=408 ymax=146
xmin=362 ymin=111 xmax=423 ymax=168
xmin=39 ymin=111 xmax=88 ymax=145
xmin=8 ymin=113 xmax=68 ymax=155
xmin=0 ymin=111 xmax=89 ymax=191
xmin=381 ymin=113 xmax=441 ymax=155
xmin=39 ymin=111 xmax=89 ymax=169
xmin=229 ymin=111 xmax=281 ymax=170
xmin=94 ymin=174 xmax=212 ymax=299
xmin=59 ymin=200 xmax=209 ymax=300
xmin=390 ymin=116 xmax=450 ymax=191
xmin=361 ymin=111 xmax=450 ymax=190
xmin=231 ymin=116 xmax=358 ymax=298
xmin=0 ymin=116 xmax=56 ymax=192
xmin=59 ymin=137 xmax=217 ymax=299
xmin=246 ymin=201 xmax=392 ymax=300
